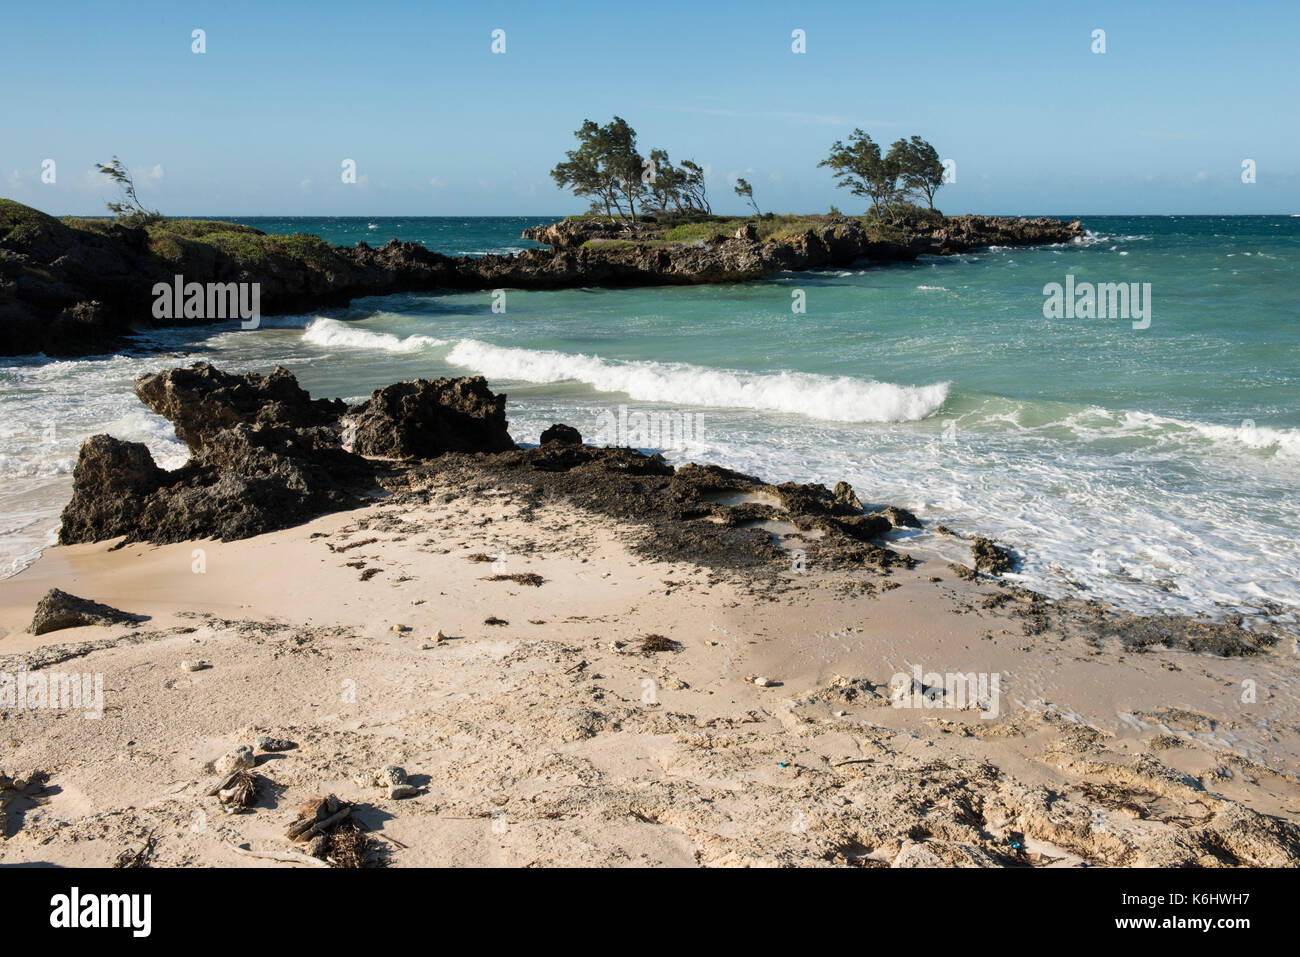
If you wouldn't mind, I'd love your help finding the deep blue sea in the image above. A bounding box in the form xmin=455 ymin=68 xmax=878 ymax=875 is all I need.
xmin=2 ymin=214 xmax=1297 ymax=624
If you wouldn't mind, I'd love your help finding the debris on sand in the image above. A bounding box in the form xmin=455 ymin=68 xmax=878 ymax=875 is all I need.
xmin=213 ymin=745 xmax=255 ymax=775
xmin=112 ymin=835 xmax=157 ymax=868
xmin=28 ymin=588 xmax=146 ymax=635
xmin=327 ymin=537 xmax=378 ymax=553
xmin=1 ymin=769 xmax=48 ymax=839
xmin=255 ymin=735 xmax=297 ymax=753
xmin=285 ymin=794 xmax=379 ymax=867
xmin=181 ymin=659 xmax=208 ymax=672
xmin=484 ymin=616 xmax=508 ymax=626
xmin=465 ymin=552 xmax=495 ymax=562
xmin=216 ymin=770 xmax=258 ymax=808
xmin=638 ymin=633 xmax=679 ymax=655
xmin=287 ymin=793 xmax=352 ymax=843
xmin=482 ymin=572 xmax=543 ymax=587
xmin=354 ymin=765 xmax=407 ymax=789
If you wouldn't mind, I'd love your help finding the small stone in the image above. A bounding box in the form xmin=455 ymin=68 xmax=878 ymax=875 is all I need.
xmin=434 ymin=629 xmax=447 ymax=642
xmin=214 ymin=745 xmax=255 ymax=774
xmin=388 ymin=785 xmax=418 ymax=799
xmin=752 ymin=676 xmax=772 ymax=688
xmin=391 ymin=624 xmax=410 ymax=633
xmin=255 ymin=735 xmax=296 ymax=753
xmin=351 ymin=765 xmax=408 ymax=788
xmin=181 ymin=660 xmax=208 ymax=672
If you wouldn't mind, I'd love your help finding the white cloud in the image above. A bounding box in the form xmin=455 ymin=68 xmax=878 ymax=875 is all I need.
xmin=133 ymin=163 xmax=164 ymax=184
xmin=429 ymin=176 xmax=445 ymax=189
xmin=1194 ymin=170 xmax=1208 ymax=182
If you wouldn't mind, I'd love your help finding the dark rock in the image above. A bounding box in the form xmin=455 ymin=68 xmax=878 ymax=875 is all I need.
xmin=57 ymin=435 xmax=167 ymax=543
xmin=874 ymin=505 xmax=922 ymax=528
xmin=59 ymin=365 xmax=376 ymax=545
xmin=134 ymin=362 xmax=344 ymax=453
xmin=824 ymin=513 xmax=893 ymax=542
xmin=773 ymin=481 xmax=861 ymax=517
xmin=539 ymin=423 xmax=582 ymax=446
xmin=29 ymin=588 xmax=146 ymax=635
xmin=833 ymin=481 xmax=863 ymax=513
xmin=349 ymin=376 xmax=515 ymax=459
xmin=971 ymin=536 xmax=1015 ymax=575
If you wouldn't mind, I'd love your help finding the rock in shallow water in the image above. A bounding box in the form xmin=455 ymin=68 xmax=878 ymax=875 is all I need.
xmin=348 ymin=376 xmax=514 ymax=459
xmin=56 ymin=364 xmax=518 ymax=546
xmin=539 ymin=423 xmax=582 ymax=447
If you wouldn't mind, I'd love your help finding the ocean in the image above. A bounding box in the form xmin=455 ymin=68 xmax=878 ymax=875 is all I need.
xmin=2 ymin=214 xmax=1297 ymax=625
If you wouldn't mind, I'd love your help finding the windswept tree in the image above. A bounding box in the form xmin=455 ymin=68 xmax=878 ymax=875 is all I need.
xmin=553 ymin=118 xmax=711 ymax=221
xmin=677 ymin=159 xmax=710 ymax=214
xmin=644 ymin=148 xmax=683 ymax=214
xmin=887 ymin=136 xmax=945 ymax=210
xmin=94 ymin=156 xmax=162 ymax=224
xmin=550 ymin=116 xmax=647 ymax=221
xmin=642 ymin=151 xmax=712 ymax=215
xmin=734 ymin=177 xmax=761 ymax=216
xmin=817 ymin=130 xmax=900 ymax=216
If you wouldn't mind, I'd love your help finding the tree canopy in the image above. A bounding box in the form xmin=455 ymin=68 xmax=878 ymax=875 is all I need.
xmin=819 ymin=131 xmax=946 ymax=216
xmin=551 ymin=118 xmax=710 ymax=221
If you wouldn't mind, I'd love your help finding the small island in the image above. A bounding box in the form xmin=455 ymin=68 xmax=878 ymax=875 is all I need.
xmin=1 ymin=119 xmax=1081 ymax=357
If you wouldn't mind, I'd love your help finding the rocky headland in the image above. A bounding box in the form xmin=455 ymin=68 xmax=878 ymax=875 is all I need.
xmin=1 ymin=198 xmax=1083 ymax=356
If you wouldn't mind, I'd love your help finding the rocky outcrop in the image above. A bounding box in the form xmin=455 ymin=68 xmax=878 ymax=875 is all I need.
xmin=134 ymin=362 xmax=344 ymax=452
xmin=347 ymin=376 xmax=515 ymax=459
xmin=29 ymin=588 xmax=146 ymax=635
xmin=539 ymin=423 xmax=582 ymax=446
xmin=2 ymin=198 xmax=1084 ymax=357
xmin=57 ymin=365 xmax=523 ymax=545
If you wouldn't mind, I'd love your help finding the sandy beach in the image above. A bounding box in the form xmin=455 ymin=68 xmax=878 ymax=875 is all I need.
xmin=3 ymin=463 xmax=1298 ymax=867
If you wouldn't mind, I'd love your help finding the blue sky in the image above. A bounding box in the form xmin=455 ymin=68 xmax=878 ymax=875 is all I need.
xmin=3 ymin=0 xmax=1297 ymax=216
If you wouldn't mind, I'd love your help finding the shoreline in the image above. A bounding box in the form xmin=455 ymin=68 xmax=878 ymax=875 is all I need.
xmin=2 ymin=467 xmax=1297 ymax=867
xmin=1 ymin=363 xmax=1298 ymax=866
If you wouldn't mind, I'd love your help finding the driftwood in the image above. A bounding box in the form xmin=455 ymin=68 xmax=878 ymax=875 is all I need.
xmin=286 ymin=794 xmax=352 ymax=842
xmin=228 ymin=841 xmax=330 ymax=868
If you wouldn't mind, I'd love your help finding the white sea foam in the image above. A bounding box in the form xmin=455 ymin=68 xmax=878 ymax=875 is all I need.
xmin=445 ymin=339 xmax=949 ymax=423
xmin=302 ymin=317 xmax=446 ymax=353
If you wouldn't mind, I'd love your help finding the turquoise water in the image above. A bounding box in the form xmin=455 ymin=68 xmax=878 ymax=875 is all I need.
xmin=2 ymin=215 xmax=1297 ymax=624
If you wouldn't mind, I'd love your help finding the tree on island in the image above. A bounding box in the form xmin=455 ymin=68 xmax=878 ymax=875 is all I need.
xmin=887 ymin=136 xmax=945 ymax=210
xmin=817 ymin=130 xmax=901 ymax=217
xmin=820 ymin=130 xmax=946 ymax=217
xmin=734 ymin=177 xmax=761 ymax=216
xmin=94 ymin=156 xmax=162 ymax=225
xmin=550 ymin=118 xmax=644 ymax=221
xmin=551 ymin=118 xmax=710 ymax=221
